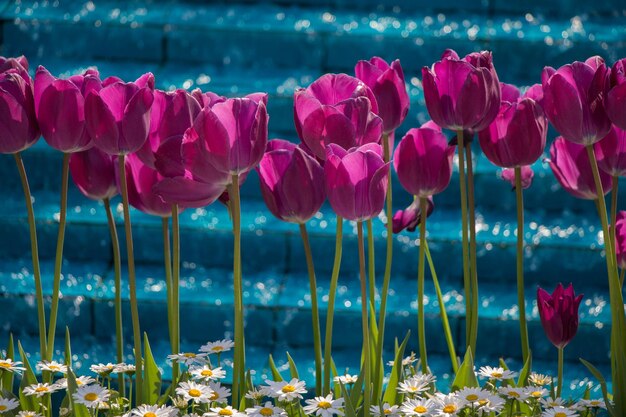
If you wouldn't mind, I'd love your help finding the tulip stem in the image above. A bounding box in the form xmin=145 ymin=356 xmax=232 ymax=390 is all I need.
xmin=456 ymin=130 xmax=473 ymax=352
xmin=357 ymin=222 xmax=371 ymax=417
xmin=374 ymin=132 xmax=393 ymax=402
xmin=556 ymin=347 xmax=564 ymax=398
xmin=620 ymin=268 xmax=625 ymax=289
xmin=162 ymin=217 xmax=175 ymax=362
xmin=47 ymin=153 xmax=70 ymax=360
xmin=323 ymin=217 xmax=343 ymax=395
xmin=515 ymin=167 xmax=530 ymax=364
xmin=299 ymin=223 xmax=323 ymax=396
xmin=611 ymin=175 xmax=619 ymax=249
xmin=104 ymin=197 xmax=124 ymax=397
xmin=417 ymin=197 xmax=429 ymax=374
xmin=14 ymin=152 xmax=47 ymax=360
xmin=228 ymin=175 xmax=245 ymax=406
xmin=118 ymin=155 xmax=143 ymax=405
xmin=172 ymin=204 xmax=181 ymax=383
xmin=366 ymin=220 xmax=376 ymax=310
xmin=465 ymin=143 xmax=479 ymax=354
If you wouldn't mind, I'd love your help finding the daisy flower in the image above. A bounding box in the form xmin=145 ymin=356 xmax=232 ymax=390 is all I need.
xmin=0 ymin=398 xmax=19 ymax=413
xmin=23 ymin=383 xmax=58 ymax=397
xmin=263 ymin=378 xmax=307 ymax=402
xmin=400 ymin=398 xmax=434 ymax=416
xmin=207 ymin=382 xmax=231 ymax=403
xmin=433 ymin=393 xmax=465 ymax=417
xmin=477 ymin=366 xmax=517 ymax=381
xmin=205 ymin=406 xmax=246 ymax=417
xmin=54 ymin=376 xmax=96 ymax=390
xmin=576 ymin=398 xmax=606 ymax=409
xmin=36 ymin=360 xmax=67 ymax=374
xmin=397 ymin=377 xmax=428 ymax=396
xmin=90 ymin=363 xmax=116 ymax=376
xmin=529 ymin=373 xmax=552 ymax=386
xmin=17 ymin=412 xmax=43 ymax=417
xmin=333 ymin=374 xmax=358 ymax=385
xmin=190 ymin=365 xmax=226 ymax=382
xmin=245 ymin=388 xmax=266 ymax=402
xmin=476 ymin=394 xmax=505 ymax=414
xmin=0 ymin=359 xmax=25 ymax=374
xmin=456 ymin=387 xmax=490 ymax=405
xmin=176 ymin=381 xmax=213 ymax=404
xmin=72 ymin=384 xmax=110 ymax=409
xmin=369 ymin=403 xmax=400 ymax=417
xmin=540 ymin=398 xmax=565 ymax=409
xmin=201 ymin=340 xmax=235 ymax=355
xmin=113 ymin=363 xmax=136 ymax=375
xmin=498 ymin=387 xmax=529 ymax=401
xmin=412 ymin=372 xmax=437 ymax=386
xmin=524 ymin=387 xmax=549 ymax=400
xmin=168 ymin=352 xmax=208 ymax=366
xmin=303 ymin=394 xmax=344 ymax=417
xmin=387 ymin=352 xmax=417 ymax=367
xmin=541 ymin=406 xmax=578 ymax=417
xmin=130 ymin=404 xmax=178 ymax=417
xmin=245 ymin=402 xmax=286 ymax=417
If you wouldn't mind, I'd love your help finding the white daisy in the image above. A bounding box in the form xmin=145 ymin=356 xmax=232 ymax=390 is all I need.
xmin=130 ymin=404 xmax=178 ymax=417
xmin=207 ymin=382 xmax=231 ymax=403
xmin=529 ymin=373 xmax=552 ymax=386
xmin=53 ymin=376 xmax=96 ymax=390
xmin=190 ymin=366 xmax=226 ymax=382
xmin=23 ymin=383 xmax=58 ymax=397
xmin=455 ymin=387 xmax=490 ymax=405
xmin=168 ymin=352 xmax=208 ymax=366
xmin=498 ymin=387 xmax=529 ymax=401
xmin=387 ymin=352 xmax=418 ymax=367
xmin=0 ymin=359 xmax=25 ymax=374
xmin=576 ymin=398 xmax=606 ymax=410
xmin=540 ymin=398 xmax=565 ymax=409
xmin=0 ymin=398 xmax=19 ymax=413
xmin=246 ymin=402 xmax=286 ymax=417
xmin=113 ymin=363 xmax=136 ymax=375
xmin=17 ymin=412 xmax=43 ymax=417
xmin=524 ymin=387 xmax=549 ymax=400
xmin=400 ymin=398 xmax=434 ymax=416
xmin=333 ymin=374 xmax=358 ymax=385
xmin=36 ymin=360 xmax=68 ymax=374
xmin=397 ymin=377 xmax=429 ymax=396
xmin=200 ymin=340 xmax=235 ymax=355
xmin=412 ymin=372 xmax=437 ymax=386
xmin=541 ymin=406 xmax=578 ymax=417
xmin=244 ymin=388 xmax=265 ymax=401
xmin=72 ymin=384 xmax=110 ymax=408
xmin=176 ymin=381 xmax=213 ymax=404
xmin=303 ymin=394 xmax=344 ymax=417
xmin=477 ymin=366 xmax=517 ymax=381
xmin=205 ymin=406 xmax=246 ymax=417
xmin=476 ymin=394 xmax=505 ymax=414
xmin=433 ymin=393 xmax=465 ymax=417
xmin=369 ymin=403 xmax=400 ymax=417
xmin=90 ymin=363 xmax=116 ymax=375
xmin=263 ymin=378 xmax=307 ymax=402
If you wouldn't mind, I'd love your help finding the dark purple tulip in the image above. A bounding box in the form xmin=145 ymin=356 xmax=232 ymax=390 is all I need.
xmin=69 ymin=147 xmax=117 ymax=201
xmin=324 ymin=143 xmax=389 ymax=221
xmin=606 ymin=58 xmax=626 ymax=130
xmin=537 ymin=283 xmax=583 ymax=349
xmin=501 ymin=166 xmax=534 ymax=190
xmin=0 ymin=70 xmax=39 ymax=154
xmin=0 ymin=55 xmax=30 ymax=82
xmin=121 ymin=153 xmax=171 ymax=217
xmin=524 ymin=83 xmax=544 ymax=106
xmin=85 ymin=73 xmax=155 ymax=155
xmin=355 ymin=57 xmax=409 ymax=133
xmin=615 ymin=211 xmax=626 ymax=269
xmin=421 ymin=49 xmax=501 ymax=131
xmin=594 ymin=125 xmax=626 ymax=177
xmin=547 ymin=137 xmax=612 ymax=200
xmin=392 ymin=197 xmax=434 ymax=234
xmin=257 ymin=139 xmax=325 ymax=223
xmin=393 ymin=126 xmax=455 ymax=197
xmin=478 ymin=97 xmax=547 ymax=168
xmin=500 ymin=82 xmax=521 ymax=103
xmin=191 ymin=89 xmax=227 ymax=109
xmin=542 ymin=57 xmax=611 ymax=145
xmin=294 ymin=73 xmax=382 ymax=160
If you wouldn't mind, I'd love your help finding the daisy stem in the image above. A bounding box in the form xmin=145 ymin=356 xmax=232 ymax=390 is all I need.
xmin=162 ymin=217 xmax=175 ymax=364
xmin=299 ymin=223 xmax=323 ymax=396
xmin=556 ymin=347 xmax=563 ymax=398
xmin=417 ymin=197 xmax=428 ymax=374
xmin=366 ymin=219 xmax=376 ymax=309
xmin=118 ymin=155 xmax=143 ymax=405
xmin=465 ymin=144 xmax=479 ymax=355
xmin=104 ymin=197 xmax=124 ymax=398
xmin=46 ymin=153 xmax=70 ymax=360
xmin=514 ymin=167 xmax=530 ymax=364
xmin=456 ymin=131 xmax=472 ymax=353
xmin=14 ymin=152 xmax=47 ymax=360
xmin=323 ymin=217 xmax=343 ymax=395
xmin=172 ymin=204 xmax=181 ymax=383
xmin=357 ymin=222 xmax=370 ymax=417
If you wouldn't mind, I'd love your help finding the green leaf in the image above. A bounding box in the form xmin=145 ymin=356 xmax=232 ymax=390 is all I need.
xmin=498 ymin=358 xmax=516 ymax=387
xmin=67 ymin=368 xmax=90 ymax=417
xmin=143 ymin=333 xmax=162 ymax=405
xmin=157 ymin=383 xmax=176 ymax=406
xmin=286 ymin=352 xmax=299 ymax=379
xmin=1 ymin=334 xmax=15 ymax=392
xmin=516 ymin=351 xmax=532 ymax=387
xmin=340 ymin=382 xmax=357 ymax=417
xmin=268 ymin=354 xmax=283 ymax=381
xmin=580 ymin=358 xmax=616 ymax=417
xmin=64 ymin=327 xmax=72 ymax=368
xmin=331 ymin=357 xmax=341 ymax=399
xmin=450 ymin=347 xmax=478 ymax=391
xmin=17 ymin=341 xmax=39 ymax=411
xmin=349 ymin=370 xmax=365 ymax=411
xmin=382 ymin=331 xmax=410 ymax=405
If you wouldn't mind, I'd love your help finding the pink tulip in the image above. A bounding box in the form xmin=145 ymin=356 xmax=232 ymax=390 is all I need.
xmin=69 ymin=147 xmax=117 ymax=201
xmin=501 ymin=166 xmax=534 ymax=190
xmin=85 ymin=73 xmax=155 ymax=155
xmin=594 ymin=124 xmax=626 ymax=177
xmin=121 ymin=153 xmax=171 ymax=217
xmin=500 ymin=82 xmax=521 ymax=103
xmin=190 ymin=89 xmax=226 ymax=108
xmin=324 ymin=143 xmax=389 ymax=221
xmin=606 ymin=58 xmax=626 ymax=130
xmin=294 ymin=73 xmax=382 ymax=160
xmin=537 ymin=283 xmax=583 ymax=349
xmin=0 ymin=55 xmax=29 ymax=82
xmin=0 ymin=70 xmax=39 ymax=154
xmin=542 ymin=57 xmax=611 ymax=145
xmin=355 ymin=57 xmax=409 ymax=133
xmin=392 ymin=197 xmax=434 ymax=234
xmin=393 ymin=126 xmax=455 ymax=198
xmin=614 ymin=211 xmax=626 ymax=269
xmin=421 ymin=49 xmax=501 ymax=131
xmin=547 ymin=137 xmax=612 ymax=200
xmin=257 ymin=139 xmax=325 ymax=223
xmin=524 ymin=83 xmax=544 ymax=105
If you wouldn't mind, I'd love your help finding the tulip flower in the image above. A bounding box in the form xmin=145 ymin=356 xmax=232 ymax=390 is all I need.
xmin=594 ymin=125 xmax=626 ymax=177
xmin=121 ymin=153 xmax=172 ymax=217
xmin=500 ymin=82 xmax=521 ymax=103
xmin=355 ymin=57 xmax=409 ymax=134
xmin=191 ymin=88 xmax=226 ymax=108
xmin=501 ymin=166 xmax=534 ymax=190
xmin=257 ymin=140 xmax=325 ymax=224
xmin=392 ymin=197 xmax=434 ymax=234
xmin=606 ymin=58 xmax=626 ymax=130
xmin=0 ymin=70 xmax=39 ymax=154
xmin=524 ymin=83 xmax=544 ymax=105
xmin=548 ymin=137 xmax=612 ymax=200
xmin=542 ymin=57 xmax=611 ymax=146
xmin=69 ymin=147 xmax=117 ymax=201
xmin=0 ymin=55 xmax=29 ymax=81
xmin=615 ymin=211 xmax=626 ymax=272
xmin=324 ymin=143 xmax=389 ymax=221
xmin=294 ymin=73 xmax=382 ymax=160
xmin=393 ymin=127 xmax=455 ymax=197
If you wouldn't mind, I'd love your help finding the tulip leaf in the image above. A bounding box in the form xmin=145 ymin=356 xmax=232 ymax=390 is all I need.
xmin=1 ymin=334 xmax=14 ymax=393
xmin=580 ymin=358 xmax=616 ymax=417
xmin=349 ymin=368 xmax=365 ymax=411
xmin=382 ymin=332 xmax=410 ymax=405
xmin=64 ymin=327 xmax=72 ymax=368
xmin=17 ymin=341 xmax=39 ymax=411
xmin=286 ymin=352 xmax=299 ymax=379
xmin=517 ymin=351 xmax=532 ymax=387
xmin=67 ymin=368 xmax=90 ymax=417
xmin=450 ymin=347 xmax=478 ymax=391
xmin=499 ymin=358 xmax=516 ymax=387
xmin=331 ymin=357 xmax=341 ymax=399
xmin=340 ymin=383 xmax=357 ymax=417
xmin=143 ymin=333 xmax=162 ymax=405
xmin=268 ymin=354 xmax=283 ymax=382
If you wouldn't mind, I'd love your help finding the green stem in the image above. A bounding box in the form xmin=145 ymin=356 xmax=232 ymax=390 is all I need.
xmin=104 ymin=198 xmax=124 ymax=398
xmin=465 ymin=144 xmax=479 ymax=355
xmin=424 ymin=241 xmax=457 ymax=372
xmin=323 ymin=217 xmax=343 ymax=395
xmin=14 ymin=152 xmax=47 ymax=359
xmin=456 ymin=130 xmax=472 ymax=351
xmin=357 ymin=222 xmax=371 ymax=417
xmin=373 ymin=132 xmax=393 ymax=402
xmin=172 ymin=204 xmax=181 ymax=383
xmin=620 ymin=268 xmax=625 ymax=289
xmin=118 ymin=155 xmax=143 ymax=404
xmin=514 ymin=167 xmax=530 ymax=364
xmin=611 ymin=175 xmax=619 ymax=247
xmin=417 ymin=197 xmax=428 ymax=374
xmin=47 ymin=153 xmax=70 ymax=359
xmin=366 ymin=219 xmax=376 ymax=309
xmin=162 ymin=217 xmax=175 ymax=357
xmin=299 ymin=223 xmax=323 ymax=396
xmin=557 ymin=347 xmax=563 ymax=398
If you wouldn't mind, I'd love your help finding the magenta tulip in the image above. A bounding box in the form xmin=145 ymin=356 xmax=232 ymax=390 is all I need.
xmin=393 ymin=126 xmax=455 ymax=198
xmin=392 ymin=197 xmax=434 ymax=234
xmin=537 ymin=283 xmax=583 ymax=349
xmin=294 ymin=73 xmax=382 ymax=160
xmin=0 ymin=70 xmax=39 ymax=154
xmin=547 ymin=137 xmax=612 ymax=200
xmin=501 ymin=166 xmax=534 ymax=190
xmin=542 ymin=57 xmax=611 ymax=145
xmin=355 ymin=57 xmax=409 ymax=133
xmin=614 ymin=211 xmax=626 ymax=269
xmin=85 ymin=73 xmax=155 ymax=155
xmin=69 ymin=147 xmax=117 ymax=201
xmin=500 ymin=82 xmax=521 ymax=103
xmin=324 ymin=143 xmax=389 ymax=221
xmin=121 ymin=153 xmax=171 ymax=217
xmin=421 ymin=49 xmax=501 ymax=131
xmin=594 ymin=125 xmax=626 ymax=177
xmin=524 ymin=83 xmax=544 ymax=105
xmin=0 ymin=55 xmax=29 ymax=82
xmin=257 ymin=139 xmax=325 ymax=223
xmin=190 ymin=89 xmax=226 ymax=108
xmin=606 ymin=58 xmax=626 ymax=130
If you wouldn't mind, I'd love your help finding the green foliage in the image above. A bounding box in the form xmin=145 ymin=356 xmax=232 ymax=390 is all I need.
xmin=143 ymin=333 xmax=162 ymax=405
xmin=517 ymin=351 xmax=532 ymax=387
xmin=17 ymin=342 xmax=38 ymax=411
xmin=268 ymin=354 xmax=284 ymax=382
xmin=1 ymin=334 xmax=15 ymax=392
xmin=382 ymin=332 xmax=410 ymax=405
xmin=581 ymin=358 xmax=615 ymax=417
xmin=286 ymin=352 xmax=299 ymax=379
xmin=450 ymin=347 xmax=478 ymax=391
xmin=67 ymin=368 xmax=90 ymax=417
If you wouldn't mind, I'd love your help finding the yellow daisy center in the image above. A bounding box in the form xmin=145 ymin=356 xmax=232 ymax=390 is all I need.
xmin=413 ymin=406 xmax=427 ymax=413
xmin=477 ymin=400 xmax=488 ymax=406
xmin=35 ymin=387 xmax=49 ymax=393
xmin=491 ymin=372 xmax=502 ymax=378
xmin=281 ymin=385 xmax=295 ymax=393
xmin=554 ymin=413 xmax=567 ymax=417
xmin=218 ymin=410 xmax=233 ymax=416
xmin=84 ymin=393 xmax=98 ymax=401
xmin=318 ymin=402 xmax=332 ymax=409
xmin=49 ymin=365 xmax=59 ymax=370
xmin=210 ymin=392 xmax=220 ymax=401
xmin=442 ymin=405 xmax=457 ymax=413
xmin=383 ymin=409 xmax=392 ymax=415
xmin=0 ymin=362 xmax=12 ymax=368
xmin=259 ymin=408 xmax=274 ymax=416
xmin=508 ymin=391 xmax=520 ymax=398
xmin=183 ymin=353 xmax=196 ymax=358
xmin=188 ymin=389 xmax=202 ymax=398
xmin=144 ymin=413 xmax=157 ymax=417
xmin=590 ymin=401 xmax=601 ymax=406
xmin=0 ymin=406 xmax=7 ymax=411
xmin=466 ymin=394 xmax=479 ymax=401
xmin=212 ymin=346 xmax=224 ymax=352
xmin=77 ymin=380 xmax=84 ymax=386
xmin=201 ymin=370 xmax=213 ymax=377
xmin=530 ymin=391 xmax=542 ymax=397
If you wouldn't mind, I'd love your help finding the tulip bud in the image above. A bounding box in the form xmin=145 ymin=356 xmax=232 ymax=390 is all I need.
xmin=536 ymin=283 xmax=583 ymax=349
xmin=0 ymin=70 xmax=39 ymax=154
xmin=392 ymin=197 xmax=434 ymax=234
xmin=501 ymin=166 xmax=534 ymax=190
